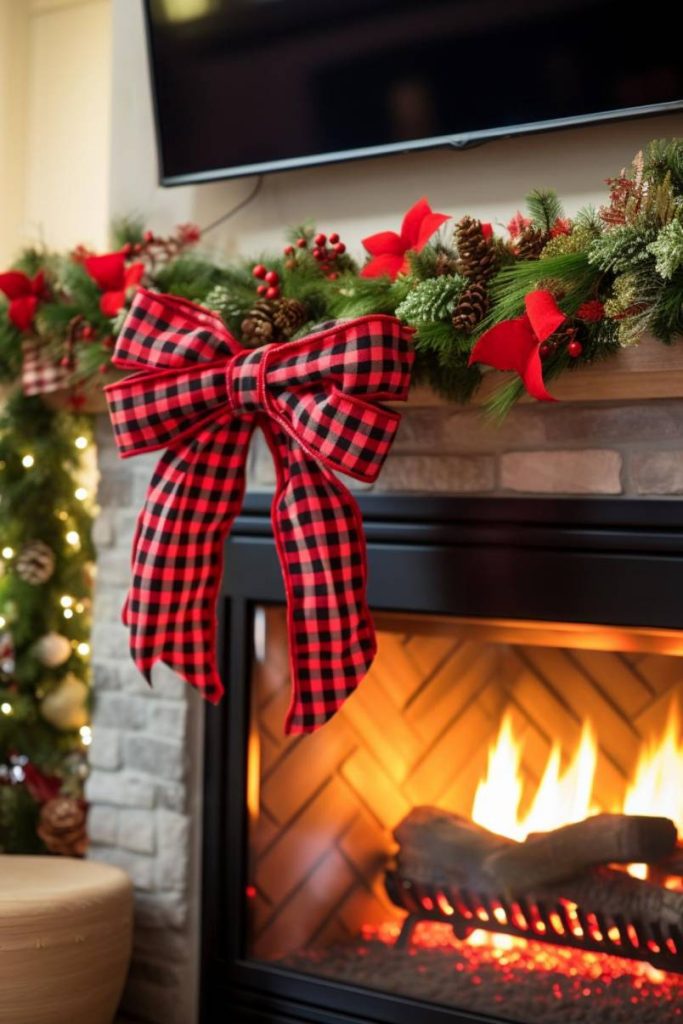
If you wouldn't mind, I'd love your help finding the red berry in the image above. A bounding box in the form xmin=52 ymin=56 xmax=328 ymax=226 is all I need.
xmin=59 ymin=356 xmax=72 ymax=368
xmin=328 ymin=249 xmax=338 ymax=261
xmin=568 ymin=340 xmax=583 ymax=358
xmin=256 ymin=284 xmax=268 ymax=296
xmin=264 ymin=270 xmax=279 ymax=285
xmin=296 ymin=237 xmax=308 ymax=249
xmin=314 ymin=233 xmax=327 ymax=246
xmin=265 ymin=286 xmax=280 ymax=300
xmin=333 ymin=242 xmax=346 ymax=255
xmin=99 ymin=363 xmax=108 ymax=374
xmin=539 ymin=343 xmax=551 ymax=359
xmin=328 ymin=272 xmax=339 ymax=280
xmin=81 ymin=324 xmax=94 ymax=340
xmin=328 ymin=232 xmax=340 ymax=244
xmin=122 ymin=243 xmax=132 ymax=256
xmin=252 ymin=263 xmax=267 ymax=279
xmin=133 ymin=243 xmax=142 ymax=254
xmin=312 ymin=248 xmax=325 ymax=261
xmin=143 ymin=230 xmax=154 ymax=243
xmin=283 ymin=245 xmax=294 ymax=256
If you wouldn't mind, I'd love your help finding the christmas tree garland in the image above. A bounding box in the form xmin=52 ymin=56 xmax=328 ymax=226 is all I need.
xmin=1 ymin=137 xmax=683 ymax=851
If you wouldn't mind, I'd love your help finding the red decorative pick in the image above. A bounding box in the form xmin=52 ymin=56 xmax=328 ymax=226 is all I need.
xmin=507 ymin=212 xmax=532 ymax=237
xmin=22 ymin=761 xmax=62 ymax=804
xmin=0 ymin=270 xmax=46 ymax=331
xmin=468 ymin=290 xmax=567 ymax=402
xmin=360 ymin=198 xmax=450 ymax=280
xmin=84 ymin=252 xmax=145 ymax=316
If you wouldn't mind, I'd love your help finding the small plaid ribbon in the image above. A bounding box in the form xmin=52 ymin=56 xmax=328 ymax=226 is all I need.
xmin=105 ymin=288 xmax=414 ymax=733
xmin=22 ymin=340 xmax=69 ymax=397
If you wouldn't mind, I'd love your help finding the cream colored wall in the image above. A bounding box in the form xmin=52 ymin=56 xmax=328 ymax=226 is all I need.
xmin=0 ymin=0 xmax=112 ymax=262
xmin=111 ymin=0 xmax=683 ymax=260
xmin=0 ymin=1 xmax=30 ymax=265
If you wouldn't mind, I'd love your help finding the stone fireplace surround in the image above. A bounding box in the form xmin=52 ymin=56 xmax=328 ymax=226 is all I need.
xmin=86 ymin=393 xmax=683 ymax=1024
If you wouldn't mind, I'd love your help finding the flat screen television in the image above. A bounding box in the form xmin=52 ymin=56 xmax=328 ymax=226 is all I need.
xmin=144 ymin=0 xmax=683 ymax=186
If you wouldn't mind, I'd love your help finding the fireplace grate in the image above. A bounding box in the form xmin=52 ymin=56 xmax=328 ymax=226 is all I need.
xmin=385 ymin=869 xmax=683 ymax=975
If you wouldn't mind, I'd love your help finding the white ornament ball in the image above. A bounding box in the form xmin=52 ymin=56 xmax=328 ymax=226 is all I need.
xmin=40 ymin=673 xmax=88 ymax=731
xmin=34 ymin=631 xmax=73 ymax=668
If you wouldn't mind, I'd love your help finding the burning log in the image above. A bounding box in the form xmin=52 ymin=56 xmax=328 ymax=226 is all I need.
xmin=485 ymin=813 xmax=677 ymax=890
xmin=393 ymin=807 xmax=678 ymax=891
xmin=389 ymin=807 xmax=683 ymax=966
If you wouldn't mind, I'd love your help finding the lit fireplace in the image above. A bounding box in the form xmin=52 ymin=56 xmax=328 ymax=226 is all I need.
xmin=201 ymin=494 xmax=683 ymax=1024
xmin=245 ymin=608 xmax=683 ymax=1023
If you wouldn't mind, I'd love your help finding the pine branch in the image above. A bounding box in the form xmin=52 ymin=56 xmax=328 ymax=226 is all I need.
xmin=526 ymin=189 xmax=564 ymax=233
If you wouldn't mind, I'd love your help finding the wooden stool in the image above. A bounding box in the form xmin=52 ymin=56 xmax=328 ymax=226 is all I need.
xmin=0 ymin=855 xmax=133 ymax=1024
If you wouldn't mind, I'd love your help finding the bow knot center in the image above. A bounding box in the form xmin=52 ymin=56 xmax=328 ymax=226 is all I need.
xmin=227 ymin=347 xmax=268 ymax=413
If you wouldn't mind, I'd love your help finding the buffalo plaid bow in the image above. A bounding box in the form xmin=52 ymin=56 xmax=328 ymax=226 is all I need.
xmin=105 ymin=288 xmax=414 ymax=733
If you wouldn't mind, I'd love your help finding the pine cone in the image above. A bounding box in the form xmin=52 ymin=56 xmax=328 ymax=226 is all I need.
xmin=451 ymin=281 xmax=489 ymax=333
xmin=515 ymin=225 xmax=547 ymax=261
xmin=434 ymin=251 xmax=459 ymax=277
xmin=240 ymin=300 xmax=276 ymax=347
xmin=454 ymin=216 xmax=498 ymax=281
xmin=271 ymin=298 xmax=307 ymax=339
xmin=15 ymin=540 xmax=56 ymax=585
xmin=37 ymin=797 xmax=88 ymax=856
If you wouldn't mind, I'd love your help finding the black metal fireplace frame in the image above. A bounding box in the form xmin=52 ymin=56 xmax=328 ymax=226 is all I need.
xmin=200 ymin=494 xmax=683 ymax=1024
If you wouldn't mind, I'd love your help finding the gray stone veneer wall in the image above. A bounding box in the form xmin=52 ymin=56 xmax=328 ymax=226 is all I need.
xmin=87 ymin=396 xmax=683 ymax=1023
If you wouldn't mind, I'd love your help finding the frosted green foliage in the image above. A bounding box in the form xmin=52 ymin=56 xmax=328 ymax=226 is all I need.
xmin=587 ymin=224 xmax=657 ymax=273
xmin=395 ymin=275 xmax=465 ymax=323
xmin=648 ymin=219 xmax=683 ymax=280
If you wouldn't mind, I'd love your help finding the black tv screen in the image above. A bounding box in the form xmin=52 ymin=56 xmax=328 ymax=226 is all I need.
xmin=144 ymin=0 xmax=683 ymax=185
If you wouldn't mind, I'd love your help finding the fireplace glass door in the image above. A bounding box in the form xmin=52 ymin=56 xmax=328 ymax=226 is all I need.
xmin=244 ymin=603 xmax=683 ymax=1023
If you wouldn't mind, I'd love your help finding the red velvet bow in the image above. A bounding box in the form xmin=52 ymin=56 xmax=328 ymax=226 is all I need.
xmin=468 ymin=290 xmax=567 ymax=401
xmin=360 ymin=198 xmax=450 ymax=280
xmin=84 ymin=252 xmax=145 ymax=316
xmin=105 ymin=288 xmax=414 ymax=733
xmin=0 ymin=270 xmax=46 ymax=331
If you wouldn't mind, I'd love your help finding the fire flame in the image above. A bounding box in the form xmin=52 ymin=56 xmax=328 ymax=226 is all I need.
xmin=472 ymin=703 xmax=683 ymax=841
xmin=624 ymin=703 xmax=683 ymax=834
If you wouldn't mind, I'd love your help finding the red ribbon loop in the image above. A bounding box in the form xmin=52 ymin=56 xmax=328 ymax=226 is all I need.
xmin=105 ymin=288 xmax=414 ymax=733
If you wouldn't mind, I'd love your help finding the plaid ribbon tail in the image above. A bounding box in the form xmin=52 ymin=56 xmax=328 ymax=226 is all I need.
xmin=121 ymin=414 xmax=254 ymax=703
xmin=265 ymin=425 xmax=377 ymax=734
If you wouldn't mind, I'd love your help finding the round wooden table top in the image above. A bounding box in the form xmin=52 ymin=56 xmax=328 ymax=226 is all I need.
xmin=0 ymin=855 xmax=132 ymax=910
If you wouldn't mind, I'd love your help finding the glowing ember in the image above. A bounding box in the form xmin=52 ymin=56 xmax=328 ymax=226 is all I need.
xmin=283 ymin=921 xmax=683 ymax=1023
xmin=361 ymin=920 xmax=683 ymax=994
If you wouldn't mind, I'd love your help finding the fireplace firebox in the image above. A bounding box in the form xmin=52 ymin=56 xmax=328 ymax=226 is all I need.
xmin=201 ymin=495 xmax=683 ymax=1024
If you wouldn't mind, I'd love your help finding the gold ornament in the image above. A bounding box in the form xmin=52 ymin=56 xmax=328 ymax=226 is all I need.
xmin=40 ymin=673 xmax=88 ymax=731
xmin=34 ymin=631 xmax=72 ymax=668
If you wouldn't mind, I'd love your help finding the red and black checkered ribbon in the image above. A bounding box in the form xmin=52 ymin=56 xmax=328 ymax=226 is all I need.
xmin=105 ymin=288 xmax=414 ymax=733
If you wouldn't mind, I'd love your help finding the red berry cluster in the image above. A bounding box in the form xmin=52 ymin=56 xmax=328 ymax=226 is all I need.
xmin=252 ymin=263 xmax=281 ymax=300
xmin=285 ymin=231 xmax=346 ymax=280
xmin=120 ymin=224 xmax=200 ymax=267
xmin=540 ymin=328 xmax=583 ymax=361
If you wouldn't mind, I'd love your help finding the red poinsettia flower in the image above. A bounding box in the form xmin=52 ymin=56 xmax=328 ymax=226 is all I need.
xmin=0 ymin=270 xmax=47 ymax=331
xmin=469 ymin=290 xmax=567 ymax=402
xmin=507 ymin=212 xmax=532 ymax=238
xmin=84 ymin=252 xmax=145 ymax=316
xmin=360 ymin=198 xmax=450 ymax=279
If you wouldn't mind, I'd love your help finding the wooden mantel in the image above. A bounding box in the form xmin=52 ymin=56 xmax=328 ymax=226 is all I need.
xmin=15 ymin=332 xmax=683 ymax=414
xmin=407 ymin=334 xmax=683 ymax=406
